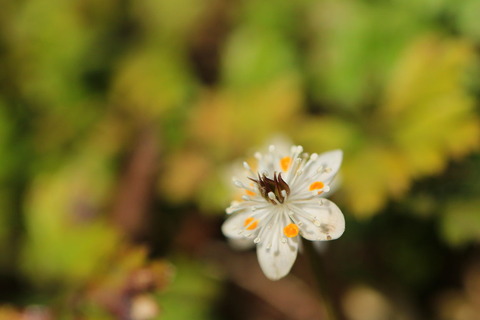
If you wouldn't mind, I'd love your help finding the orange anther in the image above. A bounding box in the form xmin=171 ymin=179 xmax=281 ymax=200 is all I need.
xmin=245 ymin=183 xmax=256 ymax=196
xmin=283 ymin=223 xmax=299 ymax=238
xmin=244 ymin=217 xmax=259 ymax=230
xmin=309 ymin=181 xmax=324 ymax=194
xmin=280 ymin=157 xmax=292 ymax=172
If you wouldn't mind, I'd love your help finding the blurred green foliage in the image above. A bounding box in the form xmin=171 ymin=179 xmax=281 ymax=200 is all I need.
xmin=158 ymin=258 xmax=220 ymax=320
xmin=0 ymin=0 xmax=480 ymax=319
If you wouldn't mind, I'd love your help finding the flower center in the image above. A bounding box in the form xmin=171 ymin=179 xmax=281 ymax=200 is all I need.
xmin=250 ymin=172 xmax=290 ymax=204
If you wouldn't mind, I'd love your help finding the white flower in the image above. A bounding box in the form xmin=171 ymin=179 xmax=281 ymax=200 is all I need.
xmin=222 ymin=145 xmax=345 ymax=280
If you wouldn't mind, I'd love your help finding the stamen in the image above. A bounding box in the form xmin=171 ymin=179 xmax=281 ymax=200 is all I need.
xmin=243 ymin=161 xmax=256 ymax=176
xmin=287 ymin=210 xmax=303 ymax=227
xmin=254 ymin=208 xmax=278 ymax=250
xmin=280 ymin=156 xmax=292 ymax=172
xmin=283 ymin=223 xmax=299 ymax=238
xmin=233 ymin=179 xmax=246 ymax=188
xmin=286 ymin=157 xmax=305 ymax=184
xmin=226 ymin=201 xmax=245 ymax=212
xmin=317 ymin=165 xmax=332 ymax=174
xmin=309 ymin=181 xmax=325 ymax=194
xmin=244 ymin=217 xmax=259 ymax=230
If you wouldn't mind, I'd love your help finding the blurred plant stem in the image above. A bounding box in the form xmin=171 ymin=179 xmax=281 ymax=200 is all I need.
xmin=111 ymin=126 xmax=159 ymax=241
xmin=303 ymin=239 xmax=346 ymax=320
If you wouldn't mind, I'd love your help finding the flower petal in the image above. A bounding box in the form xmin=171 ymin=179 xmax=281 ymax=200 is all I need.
xmin=256 ymin=214 xmax=299 ymax=280
xmin=309 ymin=150 xmax=343 ymax=184
xmin=221 ymin=211 xmax=253 ymax=239
xmin=291 ymin=199 xmax=345 ymax=241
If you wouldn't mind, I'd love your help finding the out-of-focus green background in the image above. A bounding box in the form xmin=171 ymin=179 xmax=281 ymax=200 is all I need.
xmin=1 ymin=0 xmax=480 ymax=319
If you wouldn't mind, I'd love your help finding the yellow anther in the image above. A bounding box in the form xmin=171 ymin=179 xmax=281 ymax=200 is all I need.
xmin=244 ymin=217 xmax=259 ymax=230
xmin=309 ymin=181 xmax=324 ymax=194
xmin=280 ymin=157 xmax=292 ymax=172
xmin=283 ymin=223 xmax=299 ymax=238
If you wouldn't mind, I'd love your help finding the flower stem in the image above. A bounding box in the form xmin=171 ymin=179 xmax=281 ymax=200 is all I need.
xmin=302 ymin=239 xmax=346 ymax=320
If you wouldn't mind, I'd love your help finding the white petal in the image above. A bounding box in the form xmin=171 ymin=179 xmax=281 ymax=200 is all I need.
xmin=310 ymin=149 xmax=343 ymax=183
xmin=256 ymin=214 xmax=299 ymax=280
xmin=221 ymin=212 xmax=253 ymax=239
xmin=292 ymin=199 xmax=345 ymax=241
xmin=327 ymin=173 xmax=342 ymax=194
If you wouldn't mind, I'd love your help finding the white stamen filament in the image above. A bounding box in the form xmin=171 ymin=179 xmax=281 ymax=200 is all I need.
xmin=233 ymin=179 xmax=244 ymax=188
xmin=287 ymin=209 xmax=303 ymax=229
xmin=286 ymin=157 xmax=304 ymax=183
xmin=288 ymin=205 xmax=319 ymax=227
xmin=233 ymin=179 xmax=257 ymax=193
xmin=243 ymin=161 xmax=256 ymax=176
xmin=255 ymin=205 xmax=280 ymax=245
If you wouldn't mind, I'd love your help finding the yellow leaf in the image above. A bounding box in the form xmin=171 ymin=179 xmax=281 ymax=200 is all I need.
xmin=383 ymin=36 xmax=479 ymax=177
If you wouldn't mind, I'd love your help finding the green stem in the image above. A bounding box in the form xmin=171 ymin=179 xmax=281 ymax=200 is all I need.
xmin=303 ymin=239 xmax=345 ymax=320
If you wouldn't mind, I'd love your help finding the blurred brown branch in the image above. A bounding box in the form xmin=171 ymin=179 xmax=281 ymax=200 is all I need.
xmin=111 ymin=126 xmax=159 ymax=241
xmin=207 ymin=243 xmax=328 ymax=320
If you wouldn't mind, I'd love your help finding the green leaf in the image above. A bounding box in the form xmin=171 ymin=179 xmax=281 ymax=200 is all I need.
xmin=441 ymin=200 xmax=480 ymax=246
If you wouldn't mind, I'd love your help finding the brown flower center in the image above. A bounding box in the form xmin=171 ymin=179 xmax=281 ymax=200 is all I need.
xmin=250 ymin=172 xmax=290 ymax=204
